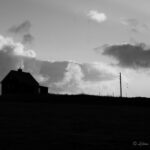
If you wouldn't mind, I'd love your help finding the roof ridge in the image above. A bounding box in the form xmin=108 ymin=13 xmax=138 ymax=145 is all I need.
xmin=1 ymin=70 xmax=39 ymax=86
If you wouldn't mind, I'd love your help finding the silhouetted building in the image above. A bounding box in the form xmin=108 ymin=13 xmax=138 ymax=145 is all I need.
xmin=39 ymin=86 xmax=48 ymax=94
xmin=1 ymin=69 xmax=48 ymax=95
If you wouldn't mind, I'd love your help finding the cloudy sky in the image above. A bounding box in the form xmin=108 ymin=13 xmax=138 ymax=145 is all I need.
xmin=0 ymin=0 xmax=150 ymax=97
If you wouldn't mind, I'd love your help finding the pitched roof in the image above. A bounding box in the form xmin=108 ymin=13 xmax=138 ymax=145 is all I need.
xmin=1 ymin=69 xmax=39 ymax=86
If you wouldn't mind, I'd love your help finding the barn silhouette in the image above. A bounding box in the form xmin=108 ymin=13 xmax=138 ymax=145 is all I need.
xmin=1 ymin=68 xmax=48 ymax=95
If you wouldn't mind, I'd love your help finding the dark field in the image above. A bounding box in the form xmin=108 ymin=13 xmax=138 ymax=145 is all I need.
xmin=0 ymin=95 xmax=150 ymax=149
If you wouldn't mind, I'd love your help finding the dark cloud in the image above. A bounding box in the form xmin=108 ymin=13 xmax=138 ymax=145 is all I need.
xmin=8 ymin=20 xmax=31 ymax=34
xmin=8 ymin=20 xmax=34 ymax=45
xmin=39 ymin=61 xmax=69 ymax=85
xmin=101 ymin=43 xmax=150 ymax=69
xmin=22 ymin=34 xmax=34 ymax=45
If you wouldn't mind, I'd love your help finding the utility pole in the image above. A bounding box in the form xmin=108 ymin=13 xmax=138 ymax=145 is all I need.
xmin=120 ymin=72 xmax=122 ymax=97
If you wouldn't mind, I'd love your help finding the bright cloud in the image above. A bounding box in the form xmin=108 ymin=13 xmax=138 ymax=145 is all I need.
xmin=50 ymin=62 xmax=119 ymax=95
xmin=87 ymin=10 xmax=107 ymax=23
xmin=0 ymin=35 xmax=36 ymax=58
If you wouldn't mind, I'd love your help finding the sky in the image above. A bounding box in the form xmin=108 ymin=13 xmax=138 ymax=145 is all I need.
xmin=0 ymin=0 xmax=150 ymax=97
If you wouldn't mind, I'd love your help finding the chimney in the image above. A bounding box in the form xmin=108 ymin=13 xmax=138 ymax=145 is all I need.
xmin=18 ymin=68 xmax=23 ymax=73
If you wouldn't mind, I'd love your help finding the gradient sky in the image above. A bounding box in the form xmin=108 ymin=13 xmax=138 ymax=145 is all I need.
xmin=0 ymin=0 xmax=150 ymax=97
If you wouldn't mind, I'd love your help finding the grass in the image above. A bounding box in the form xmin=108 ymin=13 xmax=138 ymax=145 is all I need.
xmin=0 ymin=94 xmax=149 ymax=149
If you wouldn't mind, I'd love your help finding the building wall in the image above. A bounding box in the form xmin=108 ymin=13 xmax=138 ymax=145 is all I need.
xmin=1 ymin=82 xmax=39 ymax=95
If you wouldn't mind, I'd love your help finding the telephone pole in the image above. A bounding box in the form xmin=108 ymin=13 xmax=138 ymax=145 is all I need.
xmin=120 ymin=72 xmax=122 ymax=97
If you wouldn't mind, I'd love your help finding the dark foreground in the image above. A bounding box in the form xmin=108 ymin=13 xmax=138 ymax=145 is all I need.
xmin=0 ymin=94 xmax=150 ymax=150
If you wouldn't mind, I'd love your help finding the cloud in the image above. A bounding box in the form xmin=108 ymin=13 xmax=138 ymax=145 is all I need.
xmin=51 ymin=62 xmax=84 ymax=94
xmin=8 ymin=20 xmax=31 ymax=34
xmin=25 ymin=59 xmax=117 ymax=94
xmin=8 ymin=20 xmax=34 ymax=45
xmin=0 ymin=35 xmax=118 ymax=95
xmin=81 ymin=62 xmax=117 ymax=82
xmin=100 ymin=43 xmax=150 ymax=69
xmin=38 ymin=61 xmax=69 ymax=85
xmin=0 ymin=35 xmax=36 ymax=58
xmin=23 ymin=59 xmax=117 ymax=94
xmin=87 ymin=10 xmax=107 ymax=23
xmin=0 ymin=35 xmax=36 ymax=80
xmin=22 ymin=34 xmax=34 ymax=45
xmin=121 ymin=18 xmax=149 ymax=34
xmin=50 ymin=62 xmax=118 ymax=94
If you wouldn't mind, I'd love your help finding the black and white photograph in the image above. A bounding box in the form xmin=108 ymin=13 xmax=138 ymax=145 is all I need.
xmin=0 ymin=0 xmax=150 ymax=149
